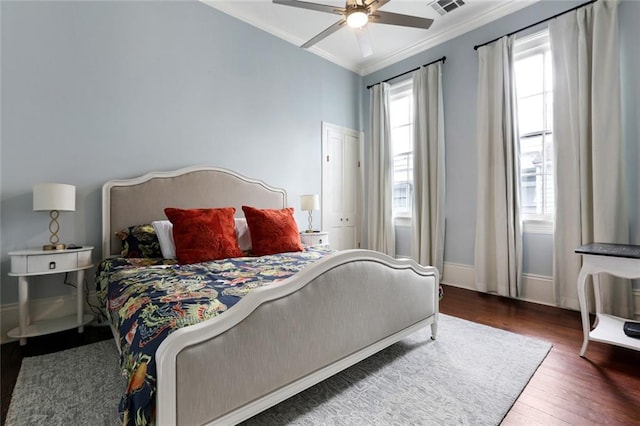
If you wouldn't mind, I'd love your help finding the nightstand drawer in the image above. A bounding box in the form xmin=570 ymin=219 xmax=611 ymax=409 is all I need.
xmin=25 ymin=253 xmax=78 ymax=274
xmin=300 ymin=232 xmax=330 ymax=248
xmin=9 ymin=247 xmax=94 ymax=276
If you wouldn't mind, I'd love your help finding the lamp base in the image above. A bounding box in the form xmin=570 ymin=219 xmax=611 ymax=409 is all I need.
xmin=43 ymin=243 xmax=66 ymax=251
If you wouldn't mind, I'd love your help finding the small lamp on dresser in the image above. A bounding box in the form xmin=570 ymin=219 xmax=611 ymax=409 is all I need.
xmin=33 ymin=182 xmax=76 ymax=250
xmin=300 ymin=194 xmax=320 ymax=233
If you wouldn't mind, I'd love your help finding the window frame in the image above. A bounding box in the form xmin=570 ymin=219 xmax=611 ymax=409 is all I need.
xmin=514 ymin=29 xmax=554 ymax=235
xmin=388 ymin=78 xmax=414 ymax=225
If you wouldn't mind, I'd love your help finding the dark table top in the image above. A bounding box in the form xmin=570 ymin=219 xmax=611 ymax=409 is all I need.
xmin=575 ymin=243 xmax=640 ymax=259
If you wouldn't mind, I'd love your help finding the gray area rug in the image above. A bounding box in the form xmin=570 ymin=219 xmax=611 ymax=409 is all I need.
xmin=6 ymin=314 xmax=551 ymax=425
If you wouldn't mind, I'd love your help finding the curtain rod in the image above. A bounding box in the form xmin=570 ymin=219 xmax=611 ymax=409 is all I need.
xmin=473 ymin=0 xmax=597 ymax=50
xmin=366 ymin=56 xmax=446 ymax=89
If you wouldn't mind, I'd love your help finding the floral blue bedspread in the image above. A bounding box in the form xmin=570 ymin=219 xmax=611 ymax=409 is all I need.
xmin=96 ymin=248 xmax=332 ymax=426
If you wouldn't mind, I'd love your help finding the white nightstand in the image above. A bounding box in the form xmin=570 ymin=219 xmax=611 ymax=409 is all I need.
xmin=7 ymin=246 xmax=94 ymax=345
xmin=300 ymin=231 xmax=330 ymax=249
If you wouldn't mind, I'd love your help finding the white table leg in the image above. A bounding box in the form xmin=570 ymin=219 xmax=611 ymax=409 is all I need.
xmin=17 ymin=276 xmax=29 ymax=346
xmin=577 ymin=266 xmax=591 ymax=357
xmin=592 ymin=273 xmax=603 ymax=326
xmin=76 ymin=269 xmax=85 ymax=333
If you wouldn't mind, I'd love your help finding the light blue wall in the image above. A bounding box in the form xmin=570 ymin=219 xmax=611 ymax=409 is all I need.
xmin=3 ymin=0 xmax=638 ymax=307
xmin=365 ymin=0 xmax=640 ymax=278
xmin=0 ymin=1 xmax=361 ymax=304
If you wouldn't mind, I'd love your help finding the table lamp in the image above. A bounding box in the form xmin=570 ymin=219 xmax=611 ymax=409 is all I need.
xmin=300 ymin=194 xmax=320 ymax=233
xmin=33 ymin=183 xmax=76 ymax=250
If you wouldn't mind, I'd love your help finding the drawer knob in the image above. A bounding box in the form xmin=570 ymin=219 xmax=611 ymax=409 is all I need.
xmin=49 ymin=261 xmax=56 ymax=270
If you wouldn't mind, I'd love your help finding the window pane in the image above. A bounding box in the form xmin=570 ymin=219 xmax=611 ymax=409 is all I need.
xmin=393 ymin=152 xmax=412 ymax=183
xmin=518 ymin=95 xmax=544 ymax=135
xmin=520 ymin=136 xmax=543 ymax=168
xmin=543 ymin=135 xmax=554 ymax=216
xmin=391 ymin=125 xmax=412 ymax=155
xmin=390 ymin=96 xmax=410 ymax=128
xmin=393 ymin=152 xmax=413 ymax=215
xmin=515 ymin=54 xmax=543 ymax=97
xmin=519 ymin=134 xmax=554 ymax=218
xmin=393 ymin=183 xmax=413 ymax=214
xmin=520 ymin=135 xmax=542 ymax=215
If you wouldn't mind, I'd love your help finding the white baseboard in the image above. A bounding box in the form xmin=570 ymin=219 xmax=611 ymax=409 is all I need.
xmin=442 ymin=262 xmax=640 ymax=319
xmin=0 ymin=292 xmax=103 ymax=344
xmin=441 ymin=262 xmax=476 ymax=291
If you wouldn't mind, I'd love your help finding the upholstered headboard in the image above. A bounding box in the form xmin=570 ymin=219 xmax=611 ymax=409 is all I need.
xmin=102 ymin=165 xmax=287 ymax=258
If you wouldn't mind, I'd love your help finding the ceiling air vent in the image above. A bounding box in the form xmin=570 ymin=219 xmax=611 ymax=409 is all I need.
xmin=429 ymin=0 xmax=466 ymax=16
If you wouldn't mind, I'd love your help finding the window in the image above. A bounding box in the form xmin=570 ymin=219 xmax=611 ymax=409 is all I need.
xmin=389 ymin=79 xmax=414 ymax=219
xmin=514 ymin=30 xmax=554 ymax=231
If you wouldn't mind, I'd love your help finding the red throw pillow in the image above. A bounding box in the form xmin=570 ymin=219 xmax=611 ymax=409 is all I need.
xmin=164 ymin=207 xmax=243 ymax=264
xmin=241 ymin=206 xmax=304 ymax=256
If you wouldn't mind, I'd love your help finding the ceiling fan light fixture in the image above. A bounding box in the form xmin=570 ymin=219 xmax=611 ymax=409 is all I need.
xmin=346 ymin=8 xmax=368 ymax=28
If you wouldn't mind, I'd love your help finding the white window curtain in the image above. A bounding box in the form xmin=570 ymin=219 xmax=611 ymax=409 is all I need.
xmin=412 ymin=63 xmax=445 ymax=272
xmin=367 ymin=83 xmax=396 ymax=256
xmin=550 ymin=0 xmax=632 ymax=317
xmin=474 ymin=36 xmax=522 ymax=297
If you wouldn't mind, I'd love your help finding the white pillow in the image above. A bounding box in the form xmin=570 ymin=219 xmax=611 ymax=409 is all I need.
xmin=153 ymin=218 xmax=252 ymax=259
xmin=234 ymin=218 xmax=252 ymax=252
xmin=152 ymin=220 xmax=176 ymax=260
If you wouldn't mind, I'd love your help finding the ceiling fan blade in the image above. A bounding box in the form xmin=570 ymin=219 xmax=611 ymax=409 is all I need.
xmin=365 ymin=0 xmax=390 ymax=13
xmin=354 ymin=26 xmax=373 ymax=57
xmin=370 ymin=10 xmax=434 ymax=29
xmin=272 ymin=0 xmax=345 ymax=16
xmin=301 ymin=20 xmax=347 ymax=48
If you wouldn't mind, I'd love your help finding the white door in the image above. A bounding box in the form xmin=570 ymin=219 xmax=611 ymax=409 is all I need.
xmin=322 ymin=122 xmax=362 ymax=250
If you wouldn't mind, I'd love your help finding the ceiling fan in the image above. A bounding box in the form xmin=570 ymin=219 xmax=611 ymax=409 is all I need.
xmin=273 ymin=0 xmax=434 ymax=57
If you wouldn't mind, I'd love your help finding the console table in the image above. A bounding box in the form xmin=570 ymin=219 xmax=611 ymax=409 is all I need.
xmin=575 ymin=243 xmax=640 ymax=357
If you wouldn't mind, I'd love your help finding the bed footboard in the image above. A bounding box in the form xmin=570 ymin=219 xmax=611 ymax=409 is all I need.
xmin=156 ymin=250 xmax=439 ymax=425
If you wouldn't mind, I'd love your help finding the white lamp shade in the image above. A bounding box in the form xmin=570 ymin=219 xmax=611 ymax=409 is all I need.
xmin=300 ymin=194 xmax=320 ymax=211
xmin=33 ymin=183 xmax=76 ymax=212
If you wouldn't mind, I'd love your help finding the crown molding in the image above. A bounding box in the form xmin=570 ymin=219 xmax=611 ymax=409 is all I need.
xmin=357 ymin=0 xmax=538 ymax=76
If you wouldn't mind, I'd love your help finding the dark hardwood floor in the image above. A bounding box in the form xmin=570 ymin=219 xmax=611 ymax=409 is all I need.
xmin=439 ymin=285 xmax=640 ymax=425
xmin=1 ymin=285 xmax=639 ymax=425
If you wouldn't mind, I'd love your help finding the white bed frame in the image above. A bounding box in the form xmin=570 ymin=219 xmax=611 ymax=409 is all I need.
xmin=102 ymin=165 xmax=439 ymax=425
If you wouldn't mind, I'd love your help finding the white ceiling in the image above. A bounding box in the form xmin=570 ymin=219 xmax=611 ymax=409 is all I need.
xmin=203 ymin=0 xmax=537 ymax=75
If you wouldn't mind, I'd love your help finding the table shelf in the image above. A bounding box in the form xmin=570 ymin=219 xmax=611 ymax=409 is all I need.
xmin=7 ymin=314 xmax=94 ymax=339
xmin=590 ymin=314 xmax=640 ymax=352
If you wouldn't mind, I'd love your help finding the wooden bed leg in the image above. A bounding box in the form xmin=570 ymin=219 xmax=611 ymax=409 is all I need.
xmin=431 ymin=322 xmax=438 ymax=340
